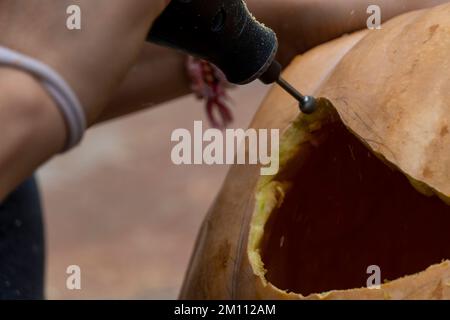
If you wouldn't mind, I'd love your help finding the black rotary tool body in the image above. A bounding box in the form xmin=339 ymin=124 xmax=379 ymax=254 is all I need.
xmin=147 ymin=0 xmax=316 ymax=113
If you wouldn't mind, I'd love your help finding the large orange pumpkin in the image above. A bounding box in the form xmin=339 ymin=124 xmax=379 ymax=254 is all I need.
xmin=181 ymin=3 xmax=450 ymax=299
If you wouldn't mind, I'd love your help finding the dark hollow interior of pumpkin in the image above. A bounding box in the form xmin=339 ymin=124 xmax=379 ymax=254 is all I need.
xmin=261 ymin=121 xmax=450 ymax=296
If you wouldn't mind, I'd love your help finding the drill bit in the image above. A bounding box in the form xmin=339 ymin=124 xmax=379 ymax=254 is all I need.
xmin=259 ymin=61 xmax=317 ymax=114
xmin=276 ymin=77 xmax=317 ymax=114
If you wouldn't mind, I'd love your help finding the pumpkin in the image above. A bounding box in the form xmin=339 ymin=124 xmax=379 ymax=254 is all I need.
xmin=180 ymin=3 xmax=450 ymax=300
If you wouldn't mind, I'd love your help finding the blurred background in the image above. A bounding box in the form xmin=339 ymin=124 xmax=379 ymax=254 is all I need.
xmin=37 ymin=83 xmax=269 ymax=299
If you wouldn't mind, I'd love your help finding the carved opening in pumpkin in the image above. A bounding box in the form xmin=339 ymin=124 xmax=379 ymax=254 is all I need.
xmin=260 ymin=119 xmax=450 ymax=296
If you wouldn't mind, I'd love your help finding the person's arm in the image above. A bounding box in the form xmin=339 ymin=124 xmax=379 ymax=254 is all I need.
xmin=0 ymin=0 xmax=167 ymax=199
xmin=98 ymin=44 xmax=190 ymax=122
xmin=97 ymin=0 xmax=449 ymax=122
xmin=0 ymin=68 xmax=65 ymax=200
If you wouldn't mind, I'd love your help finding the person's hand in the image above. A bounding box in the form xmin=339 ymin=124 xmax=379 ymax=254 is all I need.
xmin=0 ymin=0 xmax=166 ymax=125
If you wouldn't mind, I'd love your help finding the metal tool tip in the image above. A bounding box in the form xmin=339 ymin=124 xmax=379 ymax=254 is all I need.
xmin=299 ymin=96 xmax=317 ymax=114
xmin=276 ymin=77 xmax=317 ymax=114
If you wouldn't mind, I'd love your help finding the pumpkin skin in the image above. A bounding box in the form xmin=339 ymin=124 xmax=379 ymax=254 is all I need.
xmin=180 ymin=3 xmax=450 ymax=300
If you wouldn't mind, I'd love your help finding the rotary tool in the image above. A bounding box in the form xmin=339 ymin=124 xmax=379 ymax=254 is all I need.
xmin=147 ymin=0 xmax=317 ymax=114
